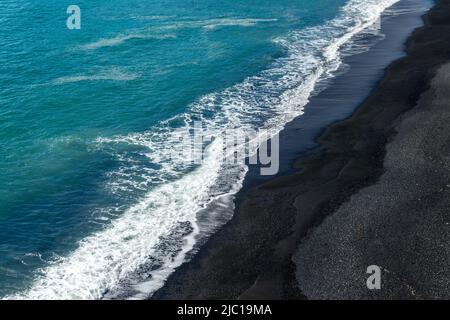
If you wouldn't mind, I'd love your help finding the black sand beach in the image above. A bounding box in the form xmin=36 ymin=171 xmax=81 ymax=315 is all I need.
xmin=153 ymin=0 xmax=450 ymax=300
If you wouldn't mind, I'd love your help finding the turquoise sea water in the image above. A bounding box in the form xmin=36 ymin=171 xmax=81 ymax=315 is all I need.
xmin=1 ymin=0 xmax=401 ymax=299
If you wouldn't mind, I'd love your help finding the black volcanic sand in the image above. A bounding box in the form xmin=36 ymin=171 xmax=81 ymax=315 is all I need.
xmin=153 ymin=0 xmax=450 ymax=300
xmin=294 ymin=61 xmax=450 ymax=300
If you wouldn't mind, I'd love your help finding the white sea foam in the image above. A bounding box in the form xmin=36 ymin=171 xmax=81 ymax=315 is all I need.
xmin=157 ymin=17 xmax=277 ymax=31
xmin=79 ymin=33 xmax=176 ymax=50
xmin=202 ymin=18 xmax=278 ymax=30
xmin=132 ymin=15 xmax=177 ymax=21
xmin=52 ymin=68 xmax=139 ymax=85
xmin=7 ymin=0 xmax=400 ymax=300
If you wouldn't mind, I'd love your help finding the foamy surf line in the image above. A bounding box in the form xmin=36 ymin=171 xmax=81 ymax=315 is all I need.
xmin=5 ymin=0 xmax=400 ymax=300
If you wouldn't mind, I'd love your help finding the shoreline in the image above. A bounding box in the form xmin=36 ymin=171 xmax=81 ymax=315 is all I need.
xmin=153 ymin=0 xmax=448 ymax=299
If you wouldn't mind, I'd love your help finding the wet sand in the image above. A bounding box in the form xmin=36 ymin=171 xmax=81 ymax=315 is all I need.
xmin=153 ymin=0 xmax=450 ymax=299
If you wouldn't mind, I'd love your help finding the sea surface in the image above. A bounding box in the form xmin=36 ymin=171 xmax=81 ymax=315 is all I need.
xmin=0 ymin=0 xmax=414 ymax=299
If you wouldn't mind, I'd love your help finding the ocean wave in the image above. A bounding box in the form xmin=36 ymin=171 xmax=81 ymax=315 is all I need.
xmin=7 ymin=0 xmax=400 ymax=300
